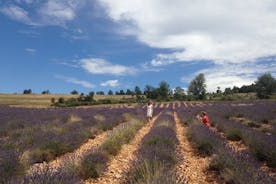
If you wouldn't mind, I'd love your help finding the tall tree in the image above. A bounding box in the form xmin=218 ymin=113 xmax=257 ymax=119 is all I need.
xmin=126 ymin=89 xmax=133 ymax=95
xmin=134 ymin=86 xmax=142 ymax=96
xmin=96 ymin=91 xmax=105 ymax=95
xmin=174 ymin=86 xmax=185 ymax=100
xmin=144 ymin=85 xmax=156 ymax=99
xmin=108 ymin=89 xmax=113 ymax=95
xmin=256 ymin=73 xmax=276 ymax=99
xmin=119 ymin=90 xmax=125 ymax=95
xmin=158 ymin=81 xmax=170 ymax=99
xmin=188 ymin=73 xmax=206 ymax=100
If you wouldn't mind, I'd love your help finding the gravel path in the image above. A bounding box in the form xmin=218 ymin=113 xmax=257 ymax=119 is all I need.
xmin=85 ymin=112 xmax=162 ymax=184
xmin=174 ymin=111 xmax=217 ymax=184
xmin=26 ymin=121 xmax=131 ymax=178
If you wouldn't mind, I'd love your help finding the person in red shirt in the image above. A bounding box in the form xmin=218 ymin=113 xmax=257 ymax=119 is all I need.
xmin=200 ymin=111 xmax=211 ymax=127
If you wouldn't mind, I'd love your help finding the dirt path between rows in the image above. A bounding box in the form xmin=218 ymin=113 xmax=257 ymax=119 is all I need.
xmin=173 ymin=112 xmax=217 ymax=184
xmin=26 ymin=121 xmax=130 ymax=177
xmin=85 ymin=112 xmax=162 ymax=184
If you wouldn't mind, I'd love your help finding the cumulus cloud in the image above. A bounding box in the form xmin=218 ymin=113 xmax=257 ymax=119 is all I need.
xmin=101 ymin=79 xmax=119 ymax=87
xmin=80 ymin=58 xmax=137 ymax=76
xmin=98 ymin=0 xmax=276 ymax=63
xmin=55 ymin=75 xmax=95 ymax=88
xmin=98 ymin=0 xmax=276 ymax=91
xmin=182 ymin=61 xmax=276 ymax=92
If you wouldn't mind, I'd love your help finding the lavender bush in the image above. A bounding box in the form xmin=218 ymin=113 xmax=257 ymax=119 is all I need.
xmin=126 ymin=110 xmax=184 ymax=184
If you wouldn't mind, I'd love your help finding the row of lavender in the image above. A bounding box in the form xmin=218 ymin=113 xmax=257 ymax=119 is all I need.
xmin=125 ymin=108 xmax=186 ymax=183
xmin=177 ymin=102 xmax=276 ymax=183
xmin=21 ymin=105 xmax=164 ymax=183
xmin=0 ymin=105 xmax=150 ymax=183
xmin=207 ymin=102 xmax=276 ymax=167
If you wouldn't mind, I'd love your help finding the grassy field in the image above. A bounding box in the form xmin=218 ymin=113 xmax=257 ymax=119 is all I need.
xmin=0 ymin=94 xmax=134 ymax=107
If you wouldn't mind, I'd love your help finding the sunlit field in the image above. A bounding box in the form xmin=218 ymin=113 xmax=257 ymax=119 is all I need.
xmin=0 ymin=94 xmax=134 ymax=108
xmin=1 ymin=101 xmax=275 ymax=184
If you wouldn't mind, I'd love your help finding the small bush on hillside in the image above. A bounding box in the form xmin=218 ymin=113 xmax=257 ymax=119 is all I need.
xmin=226 ymin=129 xmax=242 ymax=141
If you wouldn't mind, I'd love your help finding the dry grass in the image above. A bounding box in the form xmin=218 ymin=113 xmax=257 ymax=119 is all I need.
xmin=0 ymin=94 xmax=135 ymax=108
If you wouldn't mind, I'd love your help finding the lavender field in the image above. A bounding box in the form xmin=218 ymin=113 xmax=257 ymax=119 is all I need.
xmin=0 ymin=101 xmax=275 ymax=184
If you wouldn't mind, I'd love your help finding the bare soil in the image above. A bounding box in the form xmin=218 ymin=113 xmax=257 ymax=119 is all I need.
xmin=174 ymin=112 xmax=218 ymax=184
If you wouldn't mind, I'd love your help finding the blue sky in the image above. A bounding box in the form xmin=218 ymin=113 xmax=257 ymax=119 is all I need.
xmin=1 ymin=0 xmax=276 ymax=94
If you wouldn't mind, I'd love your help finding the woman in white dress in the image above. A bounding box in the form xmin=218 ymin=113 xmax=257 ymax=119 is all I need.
xmin=146 ymin=100 xmax=153 ymax=122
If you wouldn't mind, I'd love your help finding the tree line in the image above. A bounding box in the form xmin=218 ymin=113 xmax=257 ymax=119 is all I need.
xmin=22 ymin=72 xmax=276 ymax=106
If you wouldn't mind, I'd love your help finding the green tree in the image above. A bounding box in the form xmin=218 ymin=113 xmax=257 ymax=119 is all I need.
xmin=108 ymin=90 xmax=113 ymax=95
xmin=85 ymin=91 xmax=94 ymax=102
xmin=188 ymin=73 xmax=206 ymax=100
xmin=23 ymin=89 xmax=32 ymax=94
xmin=96 ymin=91 xmax=105 ymax=95
xmin=216 ymin=86 xmax=222 ymax=94
xmin=232 ymin=86 xmax=240 ymax=93
xmin=224 ymin=87 xmax=232 ymax=95
xmin=58 ymin=97 xmax=65 ymax=103
xmin=42 ymin=90 xmax=50 ymax=94
xmin=158 ymin=81 xmax=170 ymax=99
xmin=144 ymin=85 xmax=157 ymax=99
xmin=71 ymin=90 xmax=78 ymax=95
xmin=126 ymin=89 xmax=133 ymax=95
xmin=134 ymin=86 xmax=142 ymax=96
xmin=256 ymin=73 xmax=276 ymax=99
xmin=174 ymin=86 xmax=185 ymax=100
xmin=119 ymin=90 xmax=125 ymax=95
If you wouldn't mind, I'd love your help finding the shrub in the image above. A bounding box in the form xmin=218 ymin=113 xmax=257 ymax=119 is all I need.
xmin=32 ymin=141 xmax=69 ymax=163
xmin=196 ymin=140 xmax=214 ymax=156
xmin=209 ymin=146 xmax=275 ymax=184
xmin=0 ymin=150 xmax=21 ymax=183
xmin=78 ymin=151 xmax=108 ymax=179
xmin=58 ymin=97 xmax=65 ymax=104
xmin=226 ymin=129 xmax=242 ymax=141
xmin=128 ymin=160 xmax=178 ymax=184
xmin=210 ymin=121 xmax=216 ymax=127
xmin=51 ymin=97 xmax=55 ymax=104
xmin=245 ymin=134 xmax=276 ymax=168
xmin=22 ymin=165 xmax=80 ymax=184
xmin=247 ymin=121 xmax=261 ymax=128
xmin=101 ymin=121 xmax=141 ymax=155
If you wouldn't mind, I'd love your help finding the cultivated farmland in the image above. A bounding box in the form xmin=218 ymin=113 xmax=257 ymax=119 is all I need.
xmin=0 ymin=101 xmax=275 ymax=184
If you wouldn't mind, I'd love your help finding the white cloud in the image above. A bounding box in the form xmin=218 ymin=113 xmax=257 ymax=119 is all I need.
xmin=25 ymin=48 xmax=36 ymax=54
xmin=38 ymin=0 xmax=78 ymax=26
xmin=55 ymin=75 xmax=95 ymax=88
xmin=101 ymin=79 xmax=119 ymax=87
xmin=0 ymin=5 xmax=34 ymax=25
xmin=80 ymin=58 xmax=137 ymax=76
xmin=1 ymin=0 xmax=85 ymax=26
xmin=183 ymin=61 xmax=276 ymax=92
xmin=98 ymin=0 xmax=276 ymax=63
